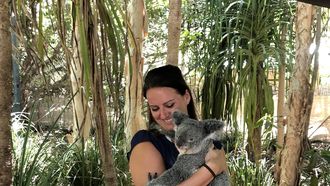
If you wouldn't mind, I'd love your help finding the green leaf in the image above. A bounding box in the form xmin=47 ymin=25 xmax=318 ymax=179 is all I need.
xmin=320 ymin=150 xmax=330 ymax=163
xmin=310 ymin=174 xmax=318 ymax=186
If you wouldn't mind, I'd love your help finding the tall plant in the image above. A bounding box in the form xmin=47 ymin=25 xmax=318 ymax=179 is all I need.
xmin=227 ymin=0 xmax=280 ymax=162
xmin=187 ymin=0 xmax=290 ymax=163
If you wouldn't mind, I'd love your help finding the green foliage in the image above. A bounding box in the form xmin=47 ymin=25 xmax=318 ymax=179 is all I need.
xmin=228 ymin=151 xmax=275 ymax=186
xmin=182 ymin=0 xmax=296 ymax=124
xmin=181 ymin=0 xmax=297 ymax=163
xmin=12 ymin=116 xmax=64 ymax=185
xmin=222 ymin=131 xmax=244 ymax=154
xmin=13 ymin=133 xmax=104 ymax=186
xmin=219 ymin=129 xmax=277 ymax=185
xmin=12 ymin=117 xmax=51 ymax=186
xmin=12 ymin=123 xmax=131 ymax=186
xmin=12 ymin=100 xmax=131 ymax=185
xmin=12 ymin=0 xmax=129 ymax=184
xmin=225 ymin=129 xmax=276 ymax=186
xmin=144 ymin=0 xmax=169 ymax=66
xmin=300 ymin=144 xmax=330 ymax=185
xmin=12 ymin=98 xmax=71 ymax=185
xmin=66 ymin=143 xmax=104 ymax=186
xmin=10 ymin=0 xmax=329 ymax=186
xmin=111 ymin=119 xmax=132 ymax=186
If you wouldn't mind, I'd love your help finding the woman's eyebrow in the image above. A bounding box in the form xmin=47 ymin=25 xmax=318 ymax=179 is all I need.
xmin=163 ymin=99 xmax=175 ymax=105
xmin=148 ymin=99 xmax=175 ymax=107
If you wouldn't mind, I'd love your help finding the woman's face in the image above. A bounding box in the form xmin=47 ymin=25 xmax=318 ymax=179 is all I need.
xmin=146 ymin=87 xmax=191 ymax=131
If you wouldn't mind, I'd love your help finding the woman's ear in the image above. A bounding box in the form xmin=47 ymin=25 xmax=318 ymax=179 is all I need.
xmin=184 ymin=89 xmax=191 ymax=104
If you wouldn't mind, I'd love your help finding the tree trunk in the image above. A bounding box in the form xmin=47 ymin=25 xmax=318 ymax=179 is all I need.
xmin=11 ymin=17 xmax=22 ymax=113
xmin=279 ymin=2 xmax=313 ymax=185
xmin=275 ymin=22 xmax=287 ymax=182
xmin=0 ymin=1 xmax=13 ymax=185
xmin=124 ymin=0 xmax=148 ymax=141
xmin=71 ymin=0 xmax=93 ymax=142
xmin=72 ymin=1 xmax=118 ymax=185
xmin=312 ymin=7 xmax=321 ymax=92
xmin=247 ymin=63 xmax=265 ymax=163
xmin=302 ymin=5 xmax=321 ymax=151
xmin=247 ymin=127 xmax=262 ymax=163
xmin=93 ymin=70 xmax=118 ymax=186
xmin=166 ymin=0 xmax=182 ymax=66
xmin=89 ymin=4 xmax=118 ymax=184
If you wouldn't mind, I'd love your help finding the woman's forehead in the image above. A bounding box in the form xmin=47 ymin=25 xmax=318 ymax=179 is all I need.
xmin=146 ymin=87 xmax=178 ymax=98
xmin=146 ymin=87 xmax=181 ymax=104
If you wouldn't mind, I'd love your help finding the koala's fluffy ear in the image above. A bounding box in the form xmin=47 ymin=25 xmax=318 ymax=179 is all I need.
xmin=172 ymin=111 xmax=189 ymax=126
xmin=203 ymin=119 xmax=224 ymax=134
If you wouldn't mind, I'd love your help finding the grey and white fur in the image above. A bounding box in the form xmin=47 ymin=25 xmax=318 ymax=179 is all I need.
xmin=147 ymin=111 xmax=230 ymax=186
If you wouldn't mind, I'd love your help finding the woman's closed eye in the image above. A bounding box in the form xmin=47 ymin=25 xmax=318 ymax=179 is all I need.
xmin=164 ymin=102 xmax=175 ymax=108
xmin=150 ymin=106 xmax=159 ymax=112
xmin=149 ymin=100 xmax=175 ymax=112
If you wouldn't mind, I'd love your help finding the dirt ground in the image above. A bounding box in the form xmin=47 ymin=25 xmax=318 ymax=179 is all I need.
xmin=308 ymin=96 xmax=330 ymax=142
xmin=272 ymin=94 xmax=330 ymax=142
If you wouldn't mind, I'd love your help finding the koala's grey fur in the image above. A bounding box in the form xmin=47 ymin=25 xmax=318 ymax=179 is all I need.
xmin=147 ymin=111 xmax=230 ymax=186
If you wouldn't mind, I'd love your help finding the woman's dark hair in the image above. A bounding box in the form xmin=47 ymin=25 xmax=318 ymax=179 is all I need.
xmin=143 ymin=65 xmax=198 ymax=128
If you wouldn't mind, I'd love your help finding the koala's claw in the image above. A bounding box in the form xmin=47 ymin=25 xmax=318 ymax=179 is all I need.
xmin=148 ymin=172 xmax=158 ymax=181
xmin=213 ymin=140 xmax=223 ymax=150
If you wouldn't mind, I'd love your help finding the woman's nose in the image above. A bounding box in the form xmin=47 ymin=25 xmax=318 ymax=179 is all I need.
xmin=159 ymin=107 xmax=168 ymax=119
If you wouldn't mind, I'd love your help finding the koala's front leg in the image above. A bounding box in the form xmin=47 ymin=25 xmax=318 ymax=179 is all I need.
xmin=209 ymin=172 xmax=231 ymax=186
xmin=147 ymin=168 xmax=182 ymax=186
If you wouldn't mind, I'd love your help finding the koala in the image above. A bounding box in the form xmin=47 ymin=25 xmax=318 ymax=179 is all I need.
xmin=147 ymin=111 xmax=230 ymax=186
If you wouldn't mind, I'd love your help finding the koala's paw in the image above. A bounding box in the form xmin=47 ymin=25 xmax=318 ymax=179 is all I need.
xmin=147 ymin=180 xmax=166 ymax=186
xmin=147 ymin=172 xmax=164 ymax=186
xmin=148 ymin=172 xmax=158 ymax=181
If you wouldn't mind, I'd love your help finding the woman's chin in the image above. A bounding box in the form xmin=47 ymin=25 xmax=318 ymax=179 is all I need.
xmin=163 ymin=125 xmax=174 ymax=131
xmin=158 ymin=122 xmax=174 ymax=131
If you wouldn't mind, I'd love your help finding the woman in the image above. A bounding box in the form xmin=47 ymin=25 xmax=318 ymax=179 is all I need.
xmin=128 ymin=65 xmax=228 ymax=186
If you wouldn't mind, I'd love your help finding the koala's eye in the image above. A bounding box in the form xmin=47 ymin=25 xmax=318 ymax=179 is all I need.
xmin=188 ymin=138 xmax=194 ymax=142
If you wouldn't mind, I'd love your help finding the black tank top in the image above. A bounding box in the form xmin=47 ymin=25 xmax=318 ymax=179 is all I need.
xmin=127 ymin=130 xmax=179 ymax=169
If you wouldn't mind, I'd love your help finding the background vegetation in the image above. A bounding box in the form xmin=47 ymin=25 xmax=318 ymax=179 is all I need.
xmin=4 ymin=0 xmax=330 ymax=185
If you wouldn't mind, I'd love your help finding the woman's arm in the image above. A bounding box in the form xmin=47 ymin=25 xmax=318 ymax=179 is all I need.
xmin=178 ymin=148 xmax=228 ymax=186
xmin=129 ymin=142 xmax=166 ymax=186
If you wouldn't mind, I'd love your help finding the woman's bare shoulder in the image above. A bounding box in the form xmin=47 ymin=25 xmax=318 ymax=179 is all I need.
xmin=130 ymin=141 xmax=164 ymax=165
xmin=129 ymin=142 xmax=166 ymax=186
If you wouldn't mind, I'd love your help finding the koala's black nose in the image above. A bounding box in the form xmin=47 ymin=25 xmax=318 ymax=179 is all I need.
xmin=175 ymin=139 xmax=184 ymax=148
xmin=175 ymin=140 xmax=182 ymax=147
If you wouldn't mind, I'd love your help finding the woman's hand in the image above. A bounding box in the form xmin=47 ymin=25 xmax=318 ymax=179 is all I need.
xmin=204 ymin=144 xmax=228 ymax=175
